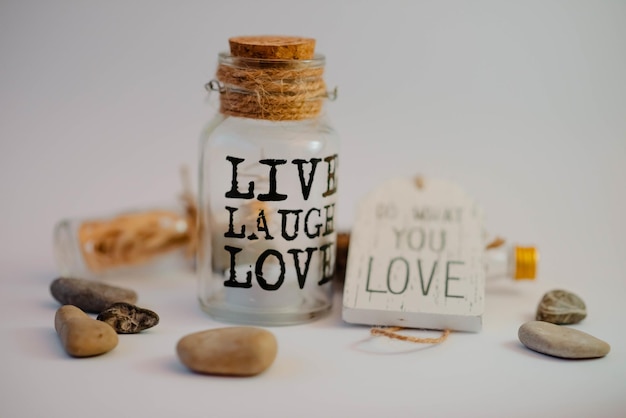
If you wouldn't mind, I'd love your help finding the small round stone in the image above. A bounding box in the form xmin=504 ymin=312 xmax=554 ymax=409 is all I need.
xmin=50 ymin=277 xmax=137 ymax=313
xmin=55 ymin=305 xmax=118 ymax=357
xmin=536 ymin=289 xmax=587 ymax=325
xmin=176 ymin=327 xmax=278 ymax=376
xmin=97 ymin=302 xmax=159 ymax=334
xmin=518 ymin=321 xmax=610 ymax=359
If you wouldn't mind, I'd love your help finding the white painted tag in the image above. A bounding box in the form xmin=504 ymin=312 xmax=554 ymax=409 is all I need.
xmin=342 ymin=178 xmax=486 ymax=332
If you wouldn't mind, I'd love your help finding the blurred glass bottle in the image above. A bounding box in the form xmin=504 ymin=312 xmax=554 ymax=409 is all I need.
xmin=54 ymin=204 xmax=195 ymax=279
xmin=485 ymin=242 xmax=538 ymax=280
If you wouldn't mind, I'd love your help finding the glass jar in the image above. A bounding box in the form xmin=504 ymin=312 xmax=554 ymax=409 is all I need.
xmin=54 ymin=205 xmax=195 ymax=280
xmin=198 ymin=47 xmax=340 ymax=325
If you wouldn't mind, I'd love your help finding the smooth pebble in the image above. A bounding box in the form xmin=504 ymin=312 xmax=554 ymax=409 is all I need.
xmin=518 ymin=321 xmax=610 ymax=359
xmin=536 ymin=289 xmax=587 ymax=325
xmin=176 ymin=327 xmax=278 ymax=376
xmin=55 ymin=305 xmax=118 ymax=357
xmin=97 ymin=302 xmax=159 ymax=334
xmin=50 ymin=277 xmax=137 ymax=313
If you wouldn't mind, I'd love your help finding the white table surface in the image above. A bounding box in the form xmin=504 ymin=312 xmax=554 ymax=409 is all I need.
xmin=1 ymin=1 xmax=625 ymax=417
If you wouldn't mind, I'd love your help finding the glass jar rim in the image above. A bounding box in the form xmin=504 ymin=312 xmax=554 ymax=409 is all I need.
xmin=218 ymin=52 xmax=325 ymax=68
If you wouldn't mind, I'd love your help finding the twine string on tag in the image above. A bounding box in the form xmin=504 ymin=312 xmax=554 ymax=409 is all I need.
xmin=370 ymin=326 xmax=451 ymax=344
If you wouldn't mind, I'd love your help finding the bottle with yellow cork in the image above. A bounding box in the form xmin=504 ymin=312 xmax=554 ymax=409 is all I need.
xmin=198 ymin=36 xmax=340 ymax=325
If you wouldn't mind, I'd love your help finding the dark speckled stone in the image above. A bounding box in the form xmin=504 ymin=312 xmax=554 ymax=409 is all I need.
xmin=97 ymin=302 xmax=159 ymax=334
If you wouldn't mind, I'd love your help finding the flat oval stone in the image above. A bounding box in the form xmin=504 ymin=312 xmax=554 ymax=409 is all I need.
xmin=50 ymin=277 xmax=137 ymax=313
xmin=176 ymin=327 xmax=278 ymax=376
xmin=536 ymin=289 xmax=587 ymax=325
xmin=97 ymin=302 xmax=159 ymax=334
xmin=55 ymin=305 xmax=118 ymax=357
xmin=518 ymin=321 xmax=610 ymax=359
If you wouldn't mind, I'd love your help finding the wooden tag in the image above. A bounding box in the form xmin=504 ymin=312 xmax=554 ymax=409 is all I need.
xmin=342 ymin=178 xmax=486 ymax=332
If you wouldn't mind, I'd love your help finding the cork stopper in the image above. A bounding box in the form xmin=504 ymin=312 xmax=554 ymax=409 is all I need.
xmin=229 ymin=35 xmax=316 ymax=60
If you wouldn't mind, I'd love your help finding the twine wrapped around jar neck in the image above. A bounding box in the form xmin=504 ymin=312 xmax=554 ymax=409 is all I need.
xmin=208 ymin=53 xmax=332 ymax=121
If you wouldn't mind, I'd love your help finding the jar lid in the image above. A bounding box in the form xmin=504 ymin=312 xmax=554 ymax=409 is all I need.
xmin=229 ymin=35 xmax=316 ymax=60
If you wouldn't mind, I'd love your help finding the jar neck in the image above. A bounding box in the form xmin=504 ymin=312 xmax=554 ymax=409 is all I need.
xmin=213 ymin=53 xmax=329 ymax=121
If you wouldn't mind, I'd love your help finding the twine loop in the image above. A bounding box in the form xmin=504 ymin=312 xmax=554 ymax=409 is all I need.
xmin=371 ymin=326 xmax=451 ymax=344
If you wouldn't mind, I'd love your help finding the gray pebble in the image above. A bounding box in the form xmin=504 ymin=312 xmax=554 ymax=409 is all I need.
xmin=50 ymin=277 xmax=137 ymax=313
xmin=536 ymin=289 xmax=586 ymax=325
xmin=518 ymin=321 xmax=610 ymax=359
xmin=97 ymin=302 xmax=159 ymax=334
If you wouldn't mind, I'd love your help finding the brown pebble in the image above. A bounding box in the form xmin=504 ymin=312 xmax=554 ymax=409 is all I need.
xmin=97 ymin=302 xmax=159 ymax=334
xmin=176 ymin=327 xmax=278 ymax=376
xmin=55 ymin=305 xmax=118 ymax=357
xmin=50 ymin=277 xmax=137 ymax=313
xmin=536 ymin=289 xmax=587 ymax=325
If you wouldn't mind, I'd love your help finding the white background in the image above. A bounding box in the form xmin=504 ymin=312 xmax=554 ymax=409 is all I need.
xmin=1 ymin=1 xmax=625 ymax=417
